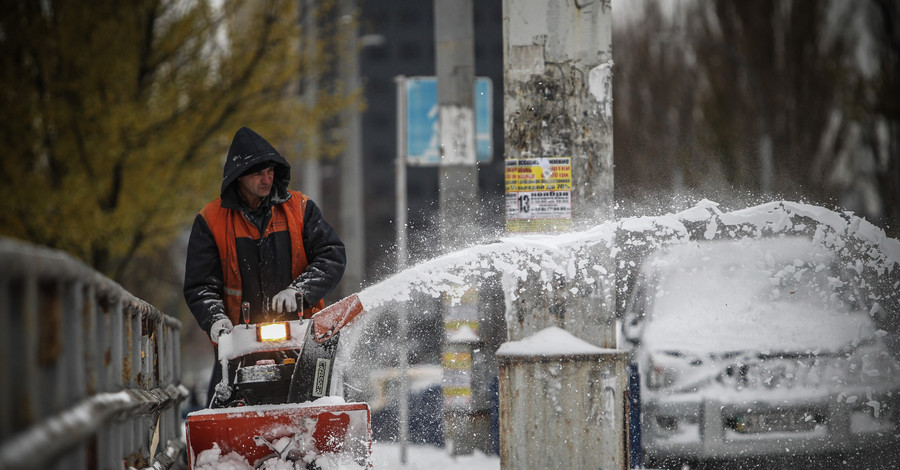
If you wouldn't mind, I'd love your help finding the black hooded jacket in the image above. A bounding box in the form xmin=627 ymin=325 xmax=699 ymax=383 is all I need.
xmin=183 ymin=127 xmax=346 ymax=334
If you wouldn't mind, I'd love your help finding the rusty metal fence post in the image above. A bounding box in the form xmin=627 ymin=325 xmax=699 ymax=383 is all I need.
xmin=0 ymin=237 xmax=188 ymax=470
xmin=497 ymin=327 xmax=629 ymax=470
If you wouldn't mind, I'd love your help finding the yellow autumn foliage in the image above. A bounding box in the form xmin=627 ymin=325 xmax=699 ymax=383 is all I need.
xmin=0 ymin=0 xmax=359 ymax=279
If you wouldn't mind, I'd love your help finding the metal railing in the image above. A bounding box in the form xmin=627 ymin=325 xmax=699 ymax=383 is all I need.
xmin=0 ymin=237 xmax=188 ymax=470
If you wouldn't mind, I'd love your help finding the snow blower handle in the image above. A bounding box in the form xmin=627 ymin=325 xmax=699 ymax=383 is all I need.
xmin=295 ymin=291 xmax=305 ymax=316
xmin=241 ymin=301 xmax=250 ymax=324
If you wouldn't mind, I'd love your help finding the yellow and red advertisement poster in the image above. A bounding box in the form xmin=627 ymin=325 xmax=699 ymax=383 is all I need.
xmin=505 ymin=157 xmax=573 ymax=232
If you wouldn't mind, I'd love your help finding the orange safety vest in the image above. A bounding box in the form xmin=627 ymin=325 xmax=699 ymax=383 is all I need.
xmin=199 ymin=190 xmax=324 ymax=323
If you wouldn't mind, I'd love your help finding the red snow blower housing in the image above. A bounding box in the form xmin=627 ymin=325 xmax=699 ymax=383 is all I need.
xmin=185 ymin=295 xmax=370 ymax=469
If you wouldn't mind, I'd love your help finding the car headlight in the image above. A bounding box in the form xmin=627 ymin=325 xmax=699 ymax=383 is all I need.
xmin=257 ymin=322 xmax=290 ymax=342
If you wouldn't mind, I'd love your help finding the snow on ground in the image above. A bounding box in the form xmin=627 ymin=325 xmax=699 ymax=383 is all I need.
xmin=370 ymin=442 xmax=498 ymax=470
xmin=188 ymin=439 xmax=499 ymax=470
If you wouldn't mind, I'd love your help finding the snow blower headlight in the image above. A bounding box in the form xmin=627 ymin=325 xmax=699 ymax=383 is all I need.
xmin=257 ymin=322 xmax=290 ymax=342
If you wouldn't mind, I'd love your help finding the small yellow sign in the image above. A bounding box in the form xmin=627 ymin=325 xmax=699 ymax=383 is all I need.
xmin=505 ymin=157 xmax=573 ymax=232
xmin=442 ymin=351 xmax=472 ymax=369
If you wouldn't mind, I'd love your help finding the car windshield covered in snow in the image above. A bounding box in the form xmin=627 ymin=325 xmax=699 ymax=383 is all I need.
xmin=622 ymin=236 xmax=900 ymax=465
xmin=631 ymin=237 xmax=871 ymax=356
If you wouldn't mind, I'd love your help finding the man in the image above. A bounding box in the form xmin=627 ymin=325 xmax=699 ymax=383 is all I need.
xmin=184 ymin=127 xmax=346 ymax=403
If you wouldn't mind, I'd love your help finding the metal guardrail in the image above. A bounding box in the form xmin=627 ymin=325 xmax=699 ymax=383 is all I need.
xmin=0 ymin=237 xmax=188 ymax=470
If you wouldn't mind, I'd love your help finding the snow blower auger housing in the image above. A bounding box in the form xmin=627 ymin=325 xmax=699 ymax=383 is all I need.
xmin=186 ymin=313 xmax=372 ymax=469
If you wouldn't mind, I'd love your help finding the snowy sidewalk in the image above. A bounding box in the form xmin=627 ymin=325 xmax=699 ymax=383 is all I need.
xmin=371 ymin=442 xmax=499 ymax=470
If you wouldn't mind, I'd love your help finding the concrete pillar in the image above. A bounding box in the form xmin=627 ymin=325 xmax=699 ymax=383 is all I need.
xmin=502 ymin=0 xmax=615 ymax=344
xmin=500 ymin=2 xmax=625 ymax=468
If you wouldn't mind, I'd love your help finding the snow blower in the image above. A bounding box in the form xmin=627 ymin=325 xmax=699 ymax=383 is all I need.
xmin=185 ymin=294 xmax=370 ymax=469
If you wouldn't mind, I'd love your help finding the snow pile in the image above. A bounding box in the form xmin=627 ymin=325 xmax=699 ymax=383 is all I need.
xmin=193 ymin=442 xmax=364 ymax=470
xmin=614 ymin=200 xmax=899 ymax=334
xmin=638 ymin=237 xmax=879 ymax=354
xmin=193 ymin=443 xmax=251 ymax=470
xmin=496 ymin=326 xmax=607 ymax=356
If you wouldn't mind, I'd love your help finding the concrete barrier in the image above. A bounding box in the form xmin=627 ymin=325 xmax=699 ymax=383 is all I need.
xmin=497 ymin=327 xmax=629 ymax=470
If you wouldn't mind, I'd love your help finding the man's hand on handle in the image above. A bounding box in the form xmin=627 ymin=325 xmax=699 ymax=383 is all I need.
xmin=271 ymin=287 xmax=301 ymax=314
xmin=210 ymin=317 xmax=234 ymax=344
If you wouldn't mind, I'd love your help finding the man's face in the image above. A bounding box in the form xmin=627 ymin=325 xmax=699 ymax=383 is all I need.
xmin=237 ymin=166 xmax=275 ymax=203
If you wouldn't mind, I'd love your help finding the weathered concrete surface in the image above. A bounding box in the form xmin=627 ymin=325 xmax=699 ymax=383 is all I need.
xmin=503 ymin=0 xmax=614 ymax=224
xmin=497 ymin=329 xmax=629 ymax=470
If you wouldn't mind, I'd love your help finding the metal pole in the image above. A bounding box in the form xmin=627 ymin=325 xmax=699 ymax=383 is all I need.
xmin=434 ymin=0 xmax=483 ymax=455
xmin=340 ymin=0 xmax=365 ymax=296
xmin=395 ymin=75 xmax=410 ymax=464
xmin=301 ymin=0 xmax=322 ymax=203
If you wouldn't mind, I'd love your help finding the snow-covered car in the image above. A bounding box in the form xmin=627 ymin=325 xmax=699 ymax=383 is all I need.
xmin=621 ymin=237 xmax=900 ymax=464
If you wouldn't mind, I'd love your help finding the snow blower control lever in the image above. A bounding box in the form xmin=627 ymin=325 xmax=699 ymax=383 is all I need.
xmin=241 ymin=301 xmax=250 ymax=324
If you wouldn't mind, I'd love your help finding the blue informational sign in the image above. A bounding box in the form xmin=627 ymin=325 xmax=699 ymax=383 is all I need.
xmin=405 ymin=77 xmax=492 ymax=165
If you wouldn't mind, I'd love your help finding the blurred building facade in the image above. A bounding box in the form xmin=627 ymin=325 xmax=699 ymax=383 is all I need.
xmin=351 ymin=0 xmax=507 ymax=284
